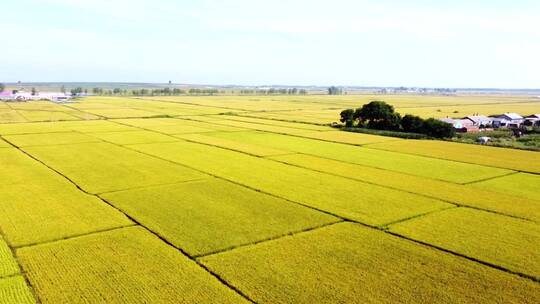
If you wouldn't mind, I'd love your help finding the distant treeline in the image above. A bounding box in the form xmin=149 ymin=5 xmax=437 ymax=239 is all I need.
xmin=90 ymin=88 xmax=220 ymax=96
xmin=340 ymin=101 xmax=455 ymax=138
xmin=239 ymin=88 xmax=308 ymax=95
xmin=61 ymin=86 xmax=310 ymax=96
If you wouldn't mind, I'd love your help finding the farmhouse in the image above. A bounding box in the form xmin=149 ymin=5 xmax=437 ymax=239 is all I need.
xmin=440 ymin=118 xmax=462 ymax=128
xmin=458 ymin=120 xmax=480 ymax=132
xmin=524 ymin=114 xmax=540 ymax=126
xmin=463 ymin=115 xmax=492 ymax=127
xmin=491 ymin=113 xmax=524 ymax=128
xmin=439 ymin=117 xmax=480 ymax=133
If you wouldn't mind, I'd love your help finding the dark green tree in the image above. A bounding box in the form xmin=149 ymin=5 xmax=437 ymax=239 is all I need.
xmin=339 ymin=109 xmax=355 ymax=127
xmin=422 ymin=118 xmax=455 ymax=138
xmin=0 ymin=83 xmax=5 ymax=92
xmin=401 ymin=114 xmax=424 ymax=133
xmin=354 ymin=101 xmax=394 ymax=126
xmin=375 ymin=112 xmax=402 ymax=130
xmin=31 ymin=87 xmax=37 ymax=96
xmin=353 ymin=101 xmax=399 ymax=130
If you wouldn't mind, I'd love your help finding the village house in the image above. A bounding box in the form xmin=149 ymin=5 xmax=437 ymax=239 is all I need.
xmin=438 ymin=112 xmax=536 ymax=133
xmin=439 ymin=117 xmax=479 ymax=133
xmin=491 ymin=113 xmax=524 ymax=128
xmin=462 ymin=115 xmax=492 ymax=127
xmin=524 ymin=114 xmax=540 ymax=126
xmin=457 ymin=118 xmax=472 ymax=127
xmin=440 ymin=118 xmax=462 ymax=128
xmin=0 ymin=91 xmax=72 ymax=102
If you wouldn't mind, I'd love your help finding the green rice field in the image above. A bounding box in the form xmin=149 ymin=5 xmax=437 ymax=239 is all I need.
xmin=0 ymin=95 xmax=538 ymax=303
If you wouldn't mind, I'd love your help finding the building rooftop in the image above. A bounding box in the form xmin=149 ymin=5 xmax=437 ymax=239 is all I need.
xmin=464 ymin=115 xmax=491 ymax=124
xmin=500 ymin=113 xmax=523 ymax=120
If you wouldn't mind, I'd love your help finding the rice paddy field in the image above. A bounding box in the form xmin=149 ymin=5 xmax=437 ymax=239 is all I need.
xmin=0 ymin=95 xmax=539 ymax=303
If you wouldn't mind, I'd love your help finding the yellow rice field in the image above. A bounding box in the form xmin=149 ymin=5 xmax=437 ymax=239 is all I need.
xmin=0 ymin=95 xmax=538 ymax=303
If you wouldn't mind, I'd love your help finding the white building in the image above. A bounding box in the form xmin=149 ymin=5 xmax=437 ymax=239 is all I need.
xmin=439 ymin=118 xmax=463 ymax=129
xmin=463 ymin=115 xmax=492 ymax=127
xmin=0 ymin=91 xmax=72 ymax=102
xmin=524 ymin=114 xmax=540 ymax=126
xmin=491 ymin=113 xmax=524 ymax=128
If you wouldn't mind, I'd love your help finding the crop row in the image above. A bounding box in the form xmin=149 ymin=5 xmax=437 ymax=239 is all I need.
xmin=101 ymin=178 xmax=338 ymax=256
xmin=182 ymin=131 xmax=512 ymax=184
xmin=1 ymin=237 xmax=34 ymax=303
xmin=366 ymin=139 xmax=540 ymax=173
xmin=17 ymin=226 xmax=247 ymax=303
xmin=128 ymin=140 xmax=452 ymax=226
xmin=269 ymin=154 xmax=540 ymax=221
xmin=22 ymin=142 xmax=205 ymax=194
xmin=388 ymin=208 xmax=540 ymax=280
xmin=0 ymin=148 xmax=131 ymax=247
xmin=199 ymin=222 xmax=540 ymax=303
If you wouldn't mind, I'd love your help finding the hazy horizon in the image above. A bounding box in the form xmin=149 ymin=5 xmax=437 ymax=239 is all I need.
xmin=2 ymin=1 xmax=539 ymax=88
xmin=4 ymin=82 xmax=540 ymax=91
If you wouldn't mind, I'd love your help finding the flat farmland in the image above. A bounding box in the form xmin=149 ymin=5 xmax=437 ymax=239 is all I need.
xmin=130 ymin=140 xmax=453 ymax=226
xmin=200 ymin=223 xmax=539 ymax=304
xmin=469 ymin=172 xmax=540 ymax=201
xmin=22 ymin=142 xmax=205 ymax=194
xmin=1 ymin=236 xmax=35 ymax=303
xmin=0 ymin=95 xmax=538 ymax=303
xmin=388 ymin=208 xmax=540 ymax=280
xmin=0 ymin=236 xmax=20 ymax=278
xmin=189 ymin=130 xmax=512 ymax=184
xmin=101 ymin=178 xmax=339 ymax=256
xmin=366 ymin=139 xmax=540 ymax=173
xmin=0 ymin=149 xmax=131 ymax=247
xmin=17 ymin=227 xmax=247 ymax=303
xmin=0 ymin=276 xmax=35 ymax=304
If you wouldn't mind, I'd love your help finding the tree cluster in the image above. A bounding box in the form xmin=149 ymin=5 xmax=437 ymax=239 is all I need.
xmin=188 ymin=88 xmax=219 ymax=95
xmin=70 ymin=87 xmax=85 ymax=96
xmin=328 ymin=86 xmax=343 ymax=95
xmin=0 ymin=83 xmax=5 ymax=92
xmin=90 ymin=87 xmax=221 ymax=96
xmin=132 ymin=88 xmax=186 ymax=96
xmin=239 ymin=88 xmax=307 ymax=95
xmin=340 ymin=101 xmax=455 ymax=138
xmin=434 ymin=88 xmax=457 ymax=94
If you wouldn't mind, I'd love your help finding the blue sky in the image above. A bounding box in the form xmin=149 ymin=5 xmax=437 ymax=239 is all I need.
xmin=2 ymin=0 xmax=539 ymax=88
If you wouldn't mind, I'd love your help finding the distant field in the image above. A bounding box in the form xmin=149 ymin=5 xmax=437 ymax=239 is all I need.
xmin=0 ymin=95 xmax=538 ymax=303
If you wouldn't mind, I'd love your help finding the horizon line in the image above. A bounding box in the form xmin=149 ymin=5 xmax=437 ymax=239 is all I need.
xmin=3 ymin=82 xmax=540 ymax=91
